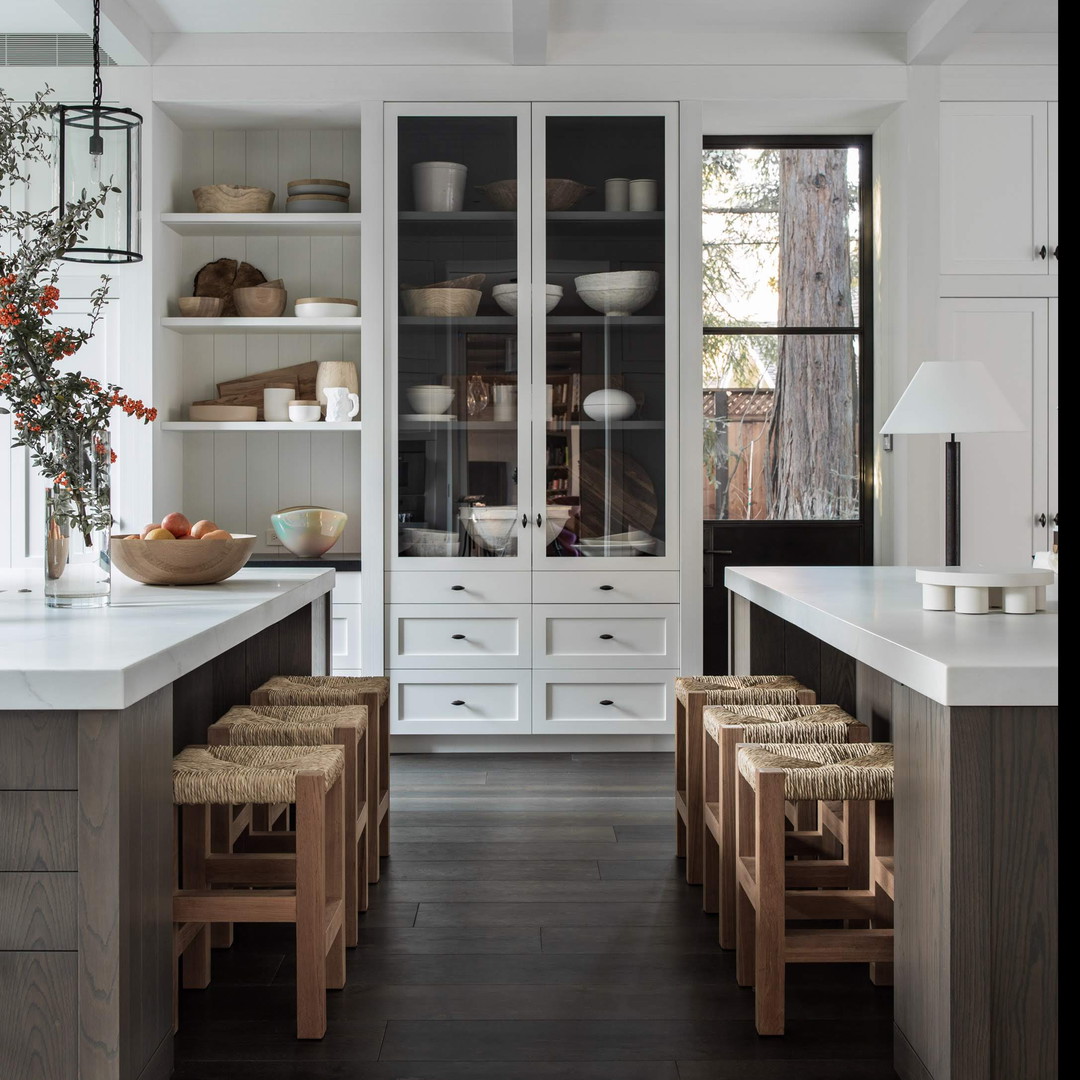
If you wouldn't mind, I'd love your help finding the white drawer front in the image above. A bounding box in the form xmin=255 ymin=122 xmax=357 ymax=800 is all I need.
xmin=533 ymin=671 xmax=676 ymax=735
xmin=331 ymin=604 xmax=361 ymax=672
xmin=388 ymin=571 xmax=531 ymax=605
xmin=331 ymin=573 xmax=362 ymax=605
xmin=388 ymin=604 xmax=530 ymax=669
xmin=534 ymin=605 xmax=679 ymax=668
xmin=534 ymin=572 xmax=679 ymax=604
xmin=392 ymin=670 xmax=531 ymax=734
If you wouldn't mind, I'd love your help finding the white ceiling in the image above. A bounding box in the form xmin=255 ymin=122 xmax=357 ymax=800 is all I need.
xmin=1 ymin=0 xmax=82 ymax=33
xmin=983 ymin=0 xmax=1058 ymax=32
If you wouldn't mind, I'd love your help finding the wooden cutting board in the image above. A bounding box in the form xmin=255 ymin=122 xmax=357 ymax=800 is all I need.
xmin=215 ymin=362 xmax=318 ymax=418
xmin=579 ymin=448 xmax=658 ymax=538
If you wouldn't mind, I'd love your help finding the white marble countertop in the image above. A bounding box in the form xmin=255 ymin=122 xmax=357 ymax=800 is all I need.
xmin=0 ymin=567 xmax=334 ymax=711
xmin=725 ymin=565 xmax=1058 ymax=707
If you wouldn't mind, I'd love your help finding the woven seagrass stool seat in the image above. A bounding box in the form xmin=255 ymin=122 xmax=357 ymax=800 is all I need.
xmin=208 ymin=705 xmax=370 ymax=946
xmin=735 ymin=741 xmax=895 ymax=1036
xmin=674 ymin=675 xmax=816 ymax=886
xmin=172 ymin=744 xmax=347 ymax=1040
xmin=700 ymin=704 xmax=869 ymax=946
xmin=251 ymin=676 xmax=390 ymax=881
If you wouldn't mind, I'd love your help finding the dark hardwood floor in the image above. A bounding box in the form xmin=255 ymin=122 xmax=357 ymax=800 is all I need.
xmin=173 ymin=752 xmax=897 ymax=1079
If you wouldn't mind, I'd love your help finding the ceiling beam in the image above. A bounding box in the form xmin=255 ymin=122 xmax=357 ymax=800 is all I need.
xmin=52 ymin=0 xmax=153 ymax=66
xmin=512 ymin=0 xmax=549 ymax=65
xmin=906 ymin=0 xmax=1013 ymax=64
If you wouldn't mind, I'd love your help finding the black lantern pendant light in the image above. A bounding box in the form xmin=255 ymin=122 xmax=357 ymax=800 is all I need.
xmin=57 ymin=0 xmax=143 ymax=263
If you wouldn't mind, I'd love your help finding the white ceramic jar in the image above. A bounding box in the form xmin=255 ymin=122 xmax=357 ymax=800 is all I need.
xmin=263 ymin=386 xmax=295 ymax=422
xmin=413 ymin=161 xmax=468 ymax=212
xmin=604 ymin=178 xmax=630 ymax=211
xmin=629 ymin=179 xmax=658 ymax=212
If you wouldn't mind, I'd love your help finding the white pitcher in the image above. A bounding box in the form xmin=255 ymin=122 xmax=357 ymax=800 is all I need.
xmin=324 ymin=386 xmax=360 ymax=423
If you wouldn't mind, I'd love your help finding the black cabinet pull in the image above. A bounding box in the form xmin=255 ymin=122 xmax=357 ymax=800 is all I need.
xmin=521 ymin=513 xmax=528 ymax=528
xmin=599 ymin=584 xmax=614 ymax=591
xmin=1054 ymin=246 xmax=1059 ymax=260
xmin=1053 ymin=513 xmax=1059 ymax=526
xmin=451 ymin=584 xmax=465 ymax=591
xmin=1038 ymin=244 xmax=1048 ymax=259
xmin=599 ymin=699 xmax=614 ymax=706
xmin=451 ymin=699 xmax=465 ymax=706
xmin=1036 ymin=513 xmax=1047 ymax=527
xmin=704 ymin=549 xmax=734 ymax=556
xmin=599 ymin=633 xmax=614 ymax=640
xmin=451 ymin=633 xmax=466 ymax=640
xmin=536 ymin=513 xmax=543 ymax=527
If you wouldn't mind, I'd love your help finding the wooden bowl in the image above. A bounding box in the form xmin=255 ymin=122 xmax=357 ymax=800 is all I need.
xmin=234 ymin=285 xmax=287 ymax=318
xmin=178 ymin=296 xmax=224 ymax=318
xmin=188 ymin=403 xmax=259 ymax=422
xmin=111 ymin=534 xmax=258 ymax=586
xmin=476 ymin=180 xmax=518 ymax=209
xmin=476 ymin=179 xmax=594 ymax=211
xmin=401 ymin=288 xmax=481 ymax=318
xmin=193 ymin=185 xmax=275 ymax=213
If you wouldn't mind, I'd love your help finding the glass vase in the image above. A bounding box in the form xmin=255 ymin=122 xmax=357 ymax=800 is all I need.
xmin=43 ymin=430 xmax=112 ymax=608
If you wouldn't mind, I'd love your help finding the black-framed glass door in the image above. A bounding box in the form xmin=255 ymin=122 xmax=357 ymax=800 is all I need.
xmin=701 ymin=136 xmax=873 ymax=673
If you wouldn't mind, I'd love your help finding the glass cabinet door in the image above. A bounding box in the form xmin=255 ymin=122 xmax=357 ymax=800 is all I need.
xmin=391 ymin=106 xmax=531 ymax=565
xmin=534 ymin=107 xmax=674 ymax=562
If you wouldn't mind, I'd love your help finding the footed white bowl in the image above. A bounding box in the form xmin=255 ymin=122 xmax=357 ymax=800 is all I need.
xmin=492 ymin=284 xmax=563 ymax=316
xmin=574 ymin=270 xmax=659 ymax=317
xmin=406 ymin=384 xmax=454 ymax=415
xmin=400 ymin=528 xmax=458 ymax=558
xmin=459 ymin=506 xmax=520 ymax=554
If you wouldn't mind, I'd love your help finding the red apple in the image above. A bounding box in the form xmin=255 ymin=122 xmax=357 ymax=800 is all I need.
xmin=190 ymin=519 xmax=220 ymax=539
xmin=161 ymin=511 xmax=192 ymax=538
xmin=140 ymin=523 xmax=161 ymax=539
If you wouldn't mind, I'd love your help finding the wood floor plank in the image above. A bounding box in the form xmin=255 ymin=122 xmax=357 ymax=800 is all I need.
xmin=173 ymin=1061 xmax=680 ymax=1079
xmin=597 ymin=860 xmax=683 ymax=880
xmin=390 ymin=826 xmax=618 ymax=843
xmin=375 ymin=880 xmax=685 ymax=903
xmin=389 ymin=841 xmax=673 ymax=861
xmin=414 ymin=901 xmax=696 ymax=927
xmin=382 ymin=860 xmax=602 ymax=881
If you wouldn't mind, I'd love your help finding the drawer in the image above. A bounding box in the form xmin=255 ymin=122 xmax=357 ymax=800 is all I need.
xmin=332 ymin=573 xmax=362 ymax=605
xmin=331 ymin=604 xmax=362 ymax=672
xmin=533 ymin=671 xmax=677 ymax=735
xmin=533 ymin=572 xmax=679 ymax=604
xmin=533 ymin=604 xmax=679 ymax=669
xmin=0 ymin=791 xmax=77 ymax=870
xmin=388 ymin=604 xmax=531 ymax=669
xmin=392 ymin=670 xmax=531 ymax=734
xmin=388 ymin=571 xmax=531 ymax=605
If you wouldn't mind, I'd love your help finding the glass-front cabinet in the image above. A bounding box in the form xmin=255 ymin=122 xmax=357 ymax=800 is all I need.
xmin=388 ymin=103 xmax=677 ymax=570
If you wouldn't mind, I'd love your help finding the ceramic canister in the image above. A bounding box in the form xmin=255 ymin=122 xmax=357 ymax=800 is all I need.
xmin=604 ymin=178 xmax=629 ymax=212
xmin=413 ymin=161 xmax=468 ymax=212
xmin=629 ymin=179 xmax=658 ymax=212
xmin=263 ymin=385 xmax=295 ymax=422
xmin=493 ymin=384 xmax=517 ymax=423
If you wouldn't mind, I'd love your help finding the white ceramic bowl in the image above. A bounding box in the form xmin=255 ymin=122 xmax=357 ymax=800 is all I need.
xmin=459 ymin=506 xmax=520 ymax=554
xmin=288 ymin=402 xmax=322 ymax=423
xmin=287 ymin=178 xmax=351 ymax=198
xmin=574 ymin=270 xmax=659 ymax=317
xmin=491 ymin=284 xmax=563 ymax=316
xmin=577 ymin=531 xmax=657 ymax=557
xmin=406 ymin=385 xmax=455 ymax=415
xmin=295 ymin=297 xmax=359 ymax=318
xmin=582 ymin=388 xmax=636 ymax=422
xmin=543 ymin=505 xmax=573 ymax=546
xmin=400 ymin=527 xmax=459 ymax=558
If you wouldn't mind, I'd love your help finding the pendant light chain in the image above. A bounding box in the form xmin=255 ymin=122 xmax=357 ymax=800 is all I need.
xmin=91 ymin=0 xmax=103 ymax=109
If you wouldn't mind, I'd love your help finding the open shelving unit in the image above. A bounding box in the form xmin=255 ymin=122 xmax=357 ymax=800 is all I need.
xmin=161 ymin=212 xmax=363 ymax=237
xmin=161 ymin=317 xmax=362 ymax=333
xmin=161 ymin=421 xmax=363 ymax=432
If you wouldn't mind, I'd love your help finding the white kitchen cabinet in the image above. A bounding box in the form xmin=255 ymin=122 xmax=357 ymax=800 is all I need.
xmin=938 ymin=297 xmax=1055 ymax=565
xmin=391 ymin=670 xmax=531 ymax=734
xmin=940 ymin=102 xmax=1054 ymax=276
xmin=331 ymin=604 xmax=362 ymax=672
xmin=388 ymin=604 xmax=531 ymax=669
xmin=533 ymin=604 xmax=679 ymax=669
xmin=535 ymin=571 xmax=679 ymax=604
xmin=388 ymin=571 xmax=532 ymax=605
xmin=533 ymin=670 xmax=676 ymax=735
xmin=1048 ymin=102 xmax=1058 ymax=277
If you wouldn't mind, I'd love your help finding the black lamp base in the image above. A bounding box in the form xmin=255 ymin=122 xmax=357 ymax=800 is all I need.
xmin=945 ymin=436 xmax=960 ymax=567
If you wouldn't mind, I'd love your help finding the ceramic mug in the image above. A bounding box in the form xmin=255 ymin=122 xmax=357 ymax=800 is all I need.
xmin=263 ymin=386 xmax=294 ymax=422
xmin=324 ymin=386 xmax=360 ymax=423
xmin=629 ymin=179 xmax=658 ymax=212
xmin=604 ymin=178 xmax=629 ymax=211
xmin=288 ymin=400 xmax=322 ymax=423
xmin=413 ymin=161 xmax=467 ymax=212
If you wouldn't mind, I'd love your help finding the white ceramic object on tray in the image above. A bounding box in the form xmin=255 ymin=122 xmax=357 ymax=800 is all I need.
xmin=459 ymin=506 xmax=519 ymax=554
xmin=491 ymin=283 xmax=563 ymax=316
xmin=288 ymin=400 xmax=322 ymax=423
xmin=286 ymin=178 xmax=351 ymax=198
xmin=914 ymin=566 xmax=1054 ymax=614
xmin=295 ymin=297 xmax=358 ymax=318
xmin=400 ymin=527 xmax=459 ymax=557
xmin=583 ymin=388 xmax=636 ymax=422
xmin=406 ymin=384 xmax=454 ymax=415
xmin=286 ymin=194 xmax=348 ymax=213
xmin=413 ymin=161 xmax=467 ymax=212
xmin=324 ymin=386 xmax=360 ymax=423
xmin=574 ymin=270 xmax=659 ymax=317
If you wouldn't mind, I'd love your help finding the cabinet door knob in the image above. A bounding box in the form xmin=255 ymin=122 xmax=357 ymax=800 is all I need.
xmin=536 ymin=513 xmax=543 ymax=527
xmin=1038 ymin=245 xmax=1048 ymax=260
xmin=599 ymin=699 xmax=614 ymax=706
xmin=599 ymin=633 xmax=614 ymax=640
xmin=1036 ymin=513 xmax=1047 ymax=527
xmin=451 ymin=699 xmax=465 ymax=706
xmin=1054 ymin=246 xmax=1059 ymax=260
xmin=451 ymin=633 xmax=466 ymax=640
xmin=1053 ymin=513 xmax=1059 ymax=527
xmin=451 ymin=585 xmax=465 ymax=591
xmin=521 ymin=513 xmax=528 ymax=528
xmin=599 ymin=584 xmax=614 ymax=591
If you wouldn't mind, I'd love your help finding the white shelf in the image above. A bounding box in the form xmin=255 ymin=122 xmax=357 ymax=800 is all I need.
xmin=160 ymin=213 xmax=362 ymax=237
xmin=161 ymin=317 xmax=362 ymax=334
xmin=162 ymin=422 xmax=363 ymax=432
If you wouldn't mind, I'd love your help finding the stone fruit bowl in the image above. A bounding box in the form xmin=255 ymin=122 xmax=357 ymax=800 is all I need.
xmin=111 ymin=534 xmax=257 ymax=585
xmin=270 ymin=506 xmax=347 ymax=558
xmin=574 ymin=270 xmax=659 ymax=316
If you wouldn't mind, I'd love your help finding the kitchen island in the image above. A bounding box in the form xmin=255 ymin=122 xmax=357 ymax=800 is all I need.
xmin=726 ymin=565 xmax=1057 ymax=1080
xmin=0 ymin=567 xmax=334 ymax=1080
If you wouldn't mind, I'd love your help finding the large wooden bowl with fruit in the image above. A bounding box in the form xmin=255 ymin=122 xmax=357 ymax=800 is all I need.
xmin=111 ymin=514 xmax=257 ymax=585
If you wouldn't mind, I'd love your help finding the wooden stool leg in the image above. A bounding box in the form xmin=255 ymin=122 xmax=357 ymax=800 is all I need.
xmin=844 ymin=799 xmax=870 ymax=890
xmin=684 ymin=695 xmax=704 ymax=885
xmin=180 ymin=804 xmax=211 ymax=990
xmin=378 ymin=696 xmax=390 ymax=854
xmin=337 ymin=725 xmax=360 ymax=947
xmin=754 ymin=768 xmax=787 ymax=1036
xmin=206 ymin=725 xmax=235 ymax=948
xmin=719 ymin=727 xmax=741 ymax=949
xmin=357 ymin=729 xmax=370 ymax=915
xmin=793 ymin=799 xmax=818 ymax=832
xmin=870 ymin=800 xmax=894 ymax=986
xmin=324 ymin=771 xmax=346 ymax=991
xmin=363 ymin=692 xmax=381 ymax=884
xmin=702 ymin=723 xmax=719 ymax=914
xmin=735 ymin=768 xmax=756 ymax=987
xmin=675 ymin=696 xmax=687 ymax=858
xmin=295 ymin=772 xmax=328 ymax=1039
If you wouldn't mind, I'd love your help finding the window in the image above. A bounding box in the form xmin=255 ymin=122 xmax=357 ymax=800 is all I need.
xmin=702 ymin=139 xmax=871 ymax=521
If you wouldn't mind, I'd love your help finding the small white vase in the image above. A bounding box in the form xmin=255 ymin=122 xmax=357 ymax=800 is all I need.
xmin=583 ymin=388 xmax=636 ymax=422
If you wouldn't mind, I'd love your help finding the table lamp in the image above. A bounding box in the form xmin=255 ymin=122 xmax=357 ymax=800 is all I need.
xmin=880 ymin=361 xmax=1024 ymax=566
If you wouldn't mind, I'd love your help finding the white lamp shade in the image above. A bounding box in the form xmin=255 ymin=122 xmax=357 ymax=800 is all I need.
xmin=880 ymin=361 xmax=1025 ymax=435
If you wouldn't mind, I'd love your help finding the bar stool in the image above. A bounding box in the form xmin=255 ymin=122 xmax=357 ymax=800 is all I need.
xmin=734 ymin=742 xmax=894 ymax=1035
xmin=674 ymin=675 xmax=816 ymax=884
xmin=172 ymin=744 xmax=347 ymax=1039
xmin=251 ymin=675 xmax=390 ymax=882
xmin=207 ymin=704 xmax=369 ymax=946
xmin=701 ymin=703 xmax=869 ymax=946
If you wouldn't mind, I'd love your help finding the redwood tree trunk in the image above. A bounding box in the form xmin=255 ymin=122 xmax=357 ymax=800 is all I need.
xmin=766 ymin=149 xmax=858 ymax=519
